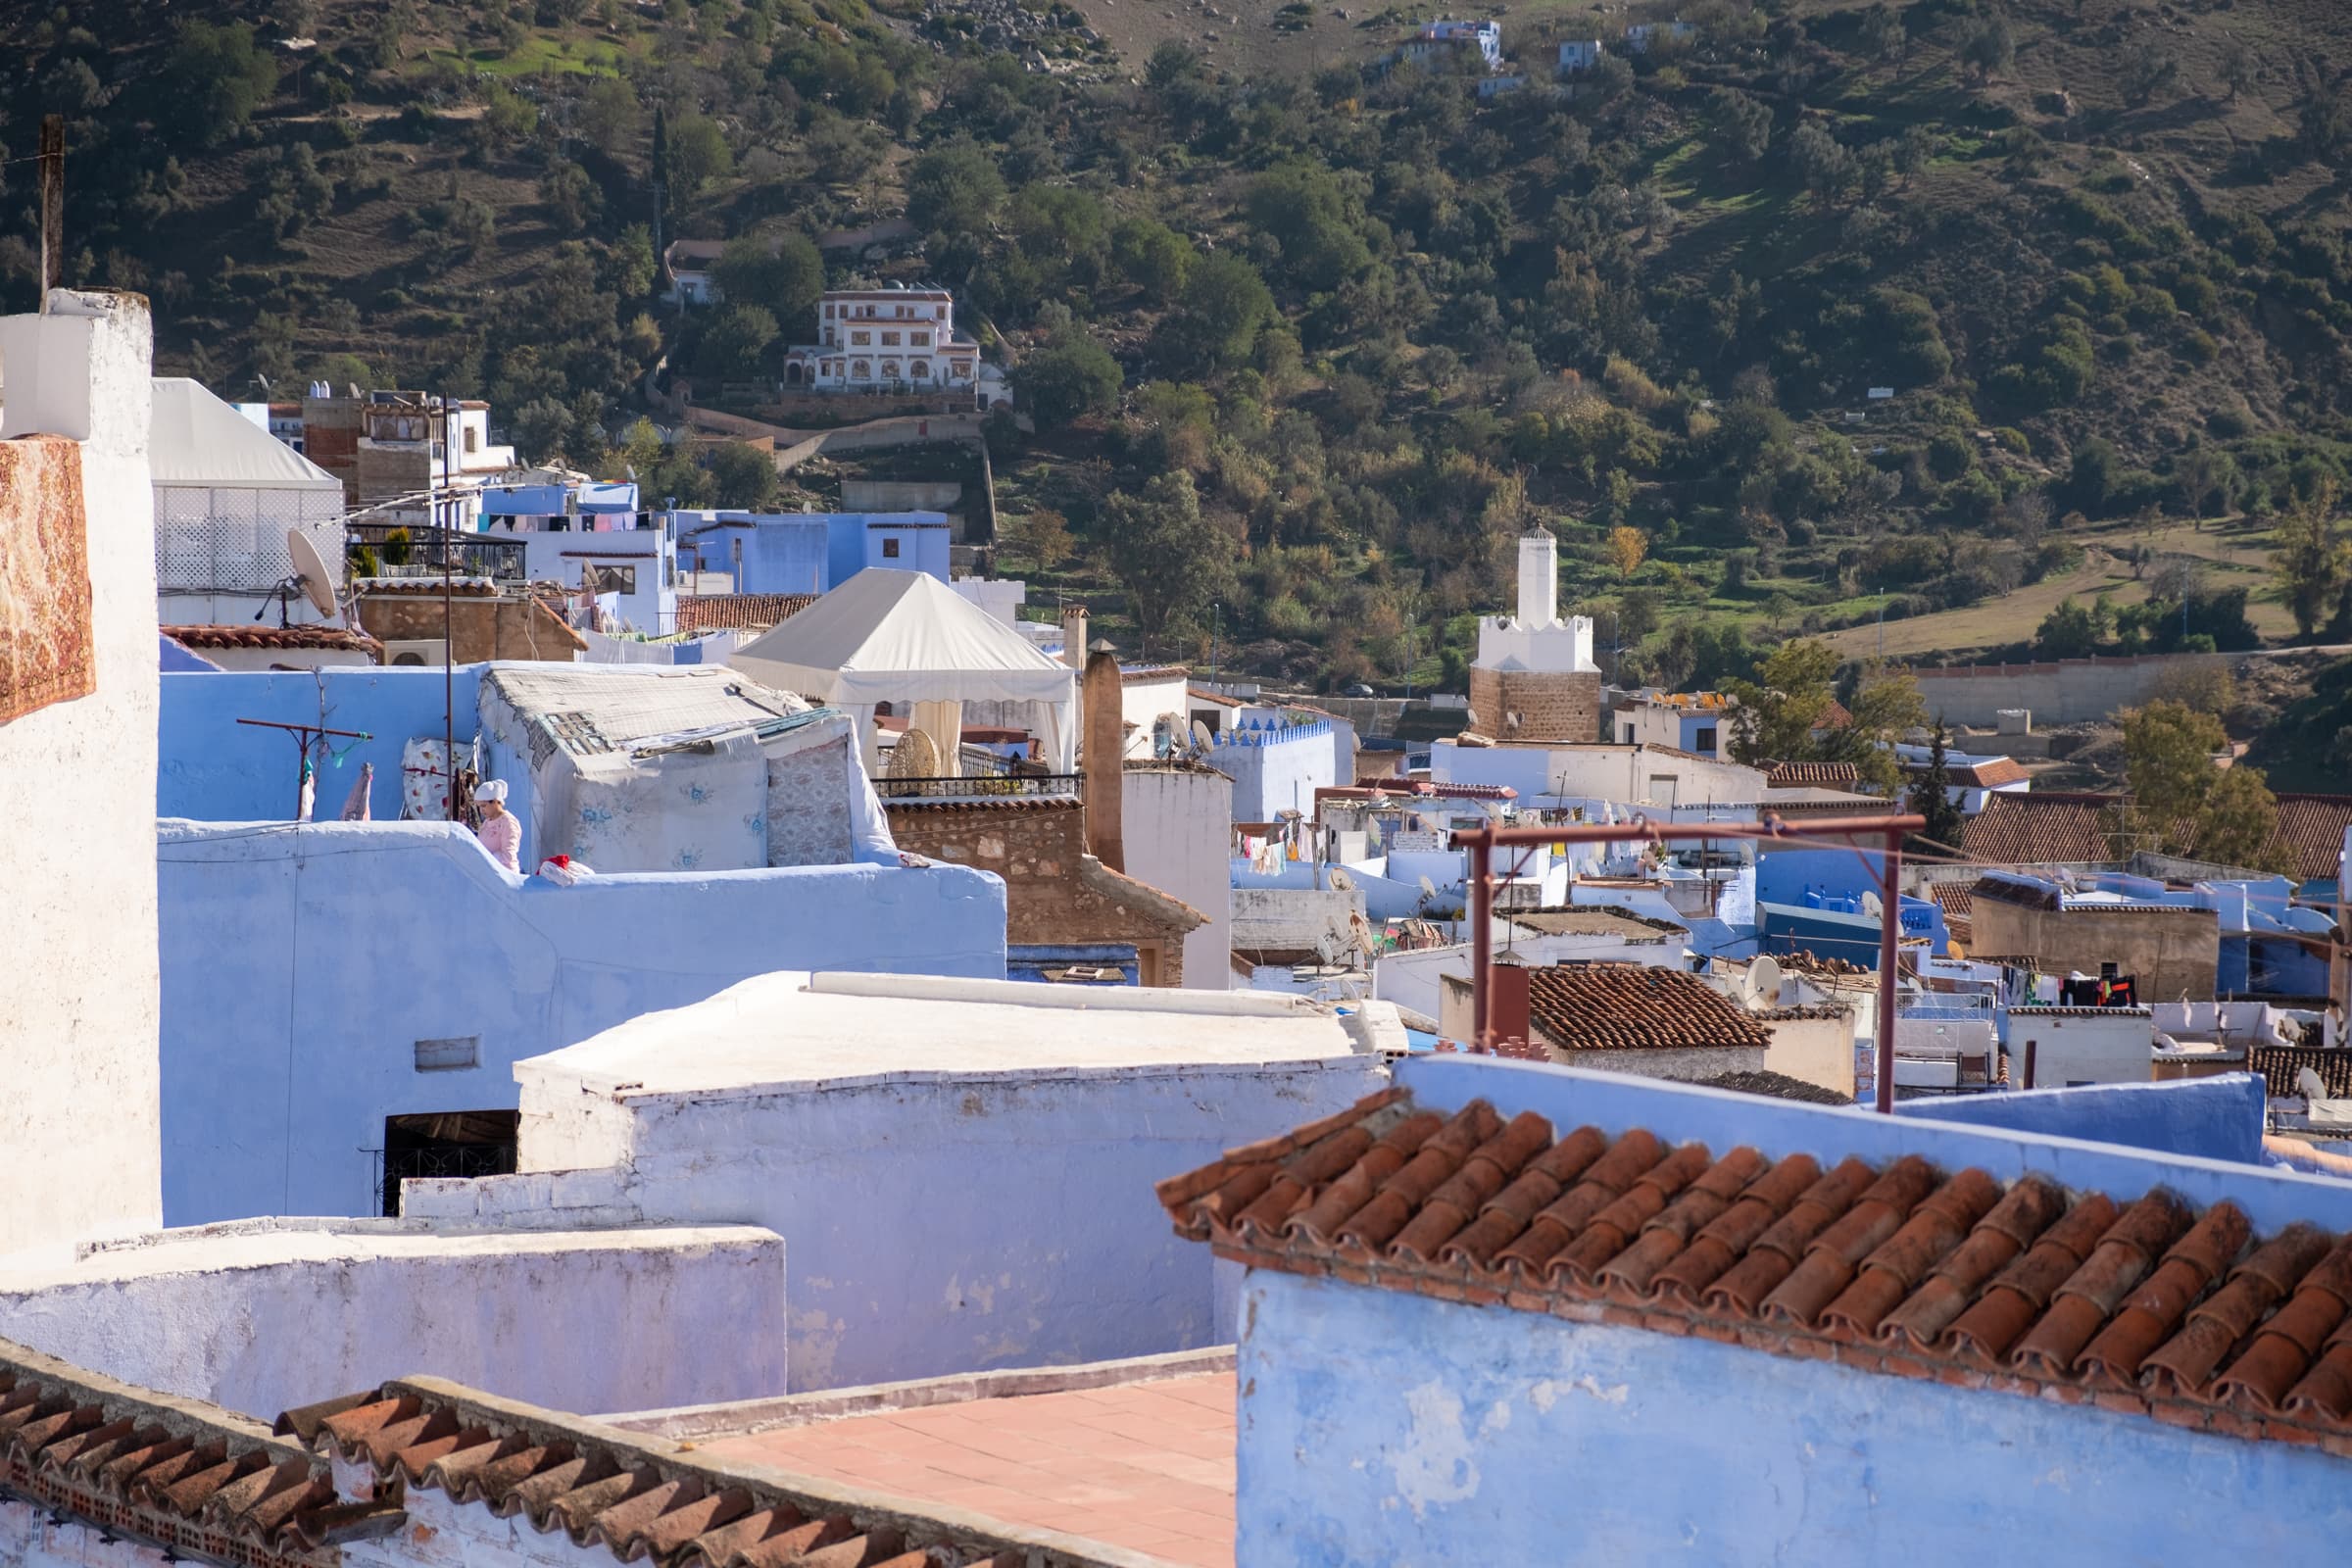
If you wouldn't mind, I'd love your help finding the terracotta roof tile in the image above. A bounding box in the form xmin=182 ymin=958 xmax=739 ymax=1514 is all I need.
xmin=1930 ymin=881 xmax=1976 ymax=945
xmin=2253 ymin=1047 xmax=2352 ymax=1099
xmin=1766 ymin=760 xmax=1860 ymax=789
xmin=1159 ymin=1091 xmax=2352 ymax=1454
xmin=0 ymin=1339 xmax=394 ymax=1567
xmin=290 ymin=1382 xmax=1041 ymax=1568
xmin=2261 ymin=795 xmax=2352 ymax=883
xmin=1905 ymin=757 xmax=2030 ymax=789
xmin=1522 ymin=963 xmax=1771 ymax=1054
xmin=162 ymin=624 xmax=383 ymax=656
xmin=674 ymin=595 xmax=816 ymax=634
xmin=1961 ymin=792 xmax=2117 ymax=864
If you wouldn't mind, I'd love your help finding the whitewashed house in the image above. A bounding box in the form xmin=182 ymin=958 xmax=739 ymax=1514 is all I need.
xmin=781 ymin=287 xmax=1000 ymax=402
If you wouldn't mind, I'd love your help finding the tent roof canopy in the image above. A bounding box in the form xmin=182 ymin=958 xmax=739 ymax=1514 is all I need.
xmin=150 ymin=378 xmax=343 ymax=493
xmin=728 ymin=569 xmax=1078 ymax=710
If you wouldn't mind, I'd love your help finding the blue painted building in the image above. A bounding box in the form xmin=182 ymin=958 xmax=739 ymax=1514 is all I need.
xmin=477 ymin=477 xmax=640 ymax=520
xmin=1212 ymin=711 xmax=1341 ymax=823
xmin=1167 ymin=1056 xmax=2352 ymax=1566
xmin=669 ymin=511 xmax=953 ymax=596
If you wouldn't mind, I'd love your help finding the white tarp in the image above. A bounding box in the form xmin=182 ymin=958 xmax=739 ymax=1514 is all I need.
xmin=728 ymin=569 xmax=1077 ymax=772
xmin=150 ymin=379 xmax=343 ymax=492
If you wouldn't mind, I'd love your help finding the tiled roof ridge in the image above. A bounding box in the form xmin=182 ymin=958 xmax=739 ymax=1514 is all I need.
xmin=1077 ymin=855 xmax=1208 ymax=932
xmin=0 ymin=1335 xmax=398 ymax=1568
xmin=1158 ymin=1092 xmax=2352 ymax=1456
xmin=162 ymin=624 xmax=384 ymax=654
xmin=1765 ymin=760 xmax=1860 ymax=788
xmin=1754 ymin=1004 xmax=1853 ymax=1021
xmin=1526 ymin=963 xmax=1773 ymax=1054
xmin=284 ymin=1378 xmax=1064 ymax=1568
xmin=674 ymin=594 xmax=818 ymax=634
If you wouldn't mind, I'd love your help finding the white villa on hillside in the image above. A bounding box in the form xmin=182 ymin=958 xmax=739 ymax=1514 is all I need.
xmin=782 ymin=287 xmax=1003 ymax=404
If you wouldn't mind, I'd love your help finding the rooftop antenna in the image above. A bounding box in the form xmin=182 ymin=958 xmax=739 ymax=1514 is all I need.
xmin=37 ymin=115 xmax=63 ymax=308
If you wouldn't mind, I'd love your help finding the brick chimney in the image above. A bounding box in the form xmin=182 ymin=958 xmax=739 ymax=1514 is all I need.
xmin=1083 ymin=640 xmax=1124 ymax=872
xmin=1060 ymin=605 xmax=1089 ymax=670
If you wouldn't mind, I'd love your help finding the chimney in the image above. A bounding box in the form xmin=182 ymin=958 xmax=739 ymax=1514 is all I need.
xmin=1517 ymin=532 xmax=1558 ymax=626
xmin=1060 ymin=605 xmax=1089 ymax=669
xmin=1083 ymin=640 xmax=1125 ymax=872
xmin=1490 ymin=960 xmax=1534 ymax=1057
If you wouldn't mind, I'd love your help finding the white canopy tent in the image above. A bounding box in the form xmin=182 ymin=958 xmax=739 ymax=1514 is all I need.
xmin=149 ymin=378 xmax=347 ymax=618
xmin=728 ymin=569 xmax=1078 ymax=775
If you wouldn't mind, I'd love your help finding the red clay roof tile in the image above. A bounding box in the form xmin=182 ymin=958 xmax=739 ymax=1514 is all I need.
xmin=1158 ymin=1094 xmax=2352 ymax=1454
xmin=292 ymin=1386 xmax=1037 ymax=1568
xmin=673 ymin=595 xmax=816 ymax=634
xmin=1523 ymin=963 xmax=1771 ymax=1054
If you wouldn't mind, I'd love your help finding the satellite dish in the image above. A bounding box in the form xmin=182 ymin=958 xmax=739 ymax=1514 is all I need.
xmin=287 ymin=530 xmax=340 ymax=621
xmin=1749 ymin=955 xmax=1783 ymax=1007
xmin=1327 ymin=867 xmax=1357 ymax=895
xmin=2299 ymin=1067 xmax=2329 ymax=1102
xmin=1860 ymin=891 xmax=1884 ymax=920
xmin=1418 ymin=875 xmax=1439 ymax=898
xmin=1190 ymin=719 xmax=1214 ymax=751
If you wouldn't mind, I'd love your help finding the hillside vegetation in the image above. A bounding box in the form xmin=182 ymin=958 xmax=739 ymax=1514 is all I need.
xmin=9 ymin=0 xmax=2352 ymax=685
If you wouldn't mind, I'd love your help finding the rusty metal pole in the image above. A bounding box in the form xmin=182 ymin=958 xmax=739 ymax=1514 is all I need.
xmin=1873 ymin=828 xmax=1903 ymax=1115
xmin=1469 ymin=831 xmax=1494 ymax=1054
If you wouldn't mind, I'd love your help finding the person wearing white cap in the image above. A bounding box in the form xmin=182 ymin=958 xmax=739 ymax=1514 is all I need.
xmin=473 ymin=778 xmax=520 ymax=872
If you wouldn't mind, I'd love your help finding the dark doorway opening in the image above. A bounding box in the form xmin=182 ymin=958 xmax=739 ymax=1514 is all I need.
xmin=375 ymin=1110 xmax=519 ymax=1216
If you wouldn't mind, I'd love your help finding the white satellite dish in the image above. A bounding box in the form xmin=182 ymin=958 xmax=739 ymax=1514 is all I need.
xmin=1327 ymin=867 xmax=1356 ymax=895
xmin=286 ymin=530 xmax=340 ymax=622
xmin=1860 ymin=891 xmax=1884 ymax=920
xmin=1749 ymin=954 xmax=1783 ymax=1007
xmin=2299 ymin=1067 xmax=2329 ymax=1102
xmin=1190 ymin=718 xmax=1214 ymax=751
xmin=1418 ymin=875 xmax=1439 ymax=898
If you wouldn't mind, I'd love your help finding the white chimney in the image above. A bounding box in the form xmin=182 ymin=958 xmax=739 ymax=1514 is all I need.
xmin=1060 ymin=605 xmax=1090 ymax=670
xmin=1517 ymin=533 xmax=1557 ymax=627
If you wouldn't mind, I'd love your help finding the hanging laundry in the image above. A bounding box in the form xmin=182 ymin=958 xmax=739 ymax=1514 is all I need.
xmin=339 ymin=761 xmax=374 ymax=822
xmin=297 ymin=757 xmax=317 ymax=823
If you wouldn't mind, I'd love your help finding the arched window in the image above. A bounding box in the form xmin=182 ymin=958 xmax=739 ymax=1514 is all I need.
xmin=910 ymin=361 xmax=931 ymax=379
xmin=852 ymin=360 xmax=871 ymax=379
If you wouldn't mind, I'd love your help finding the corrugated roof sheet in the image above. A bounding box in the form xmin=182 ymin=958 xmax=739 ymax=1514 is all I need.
xmin=1160 ymin=1089 xmax=2352 ymax=1454
xmin=1526 ymin=963 xmax=1771 ymax=1054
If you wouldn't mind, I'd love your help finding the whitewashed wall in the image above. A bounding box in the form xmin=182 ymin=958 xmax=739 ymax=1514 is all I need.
xmin=0 ymin=291 xmax=162 ymax=1254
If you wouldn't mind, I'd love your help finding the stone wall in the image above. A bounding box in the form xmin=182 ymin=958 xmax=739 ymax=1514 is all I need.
xmin=1970 ymin=896 xmax=2221 ymax=1000
xmin=1468 ymin=666 xmax=1602 ymax=743
xmin=1913 ymin=647 xmax=2352 ymax=727
xmin=358 ymin=592 xmax=585 ymax=662
xmin=885 ymin=797 xmax=1198 ymax=985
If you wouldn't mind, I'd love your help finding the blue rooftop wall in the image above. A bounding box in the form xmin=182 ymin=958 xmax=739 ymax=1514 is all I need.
xmin=1220 ymin=1054 xmax=2352 ymax=1564
xmin=1235 ymin=1265 xmax=2352 ymax=1568
xmin=156 ymin=818 xmax=1008 ymax=1226
xmin=1892 ymin=1074 xmax=2267 ymax=1164
xmin=161 ymin=668 xmax=487 ymax=826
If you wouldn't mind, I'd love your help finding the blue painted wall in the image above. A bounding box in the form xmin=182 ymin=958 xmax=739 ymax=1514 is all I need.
xmin=1236 ymin=1266 xmax=2352 ymax=1567
xmin=856 ymin=520 xmax=952 ymax=581
xmin=1893 ymin=1074 xmax=2267 ymax=1164
xmin=160 ymin=668 xmax=487 ymax=825
xmin=156 ymin=818 xmax=1007 ymax=1225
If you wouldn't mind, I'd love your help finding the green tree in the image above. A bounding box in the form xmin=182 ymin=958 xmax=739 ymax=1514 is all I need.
xmin=1007 ymin=509 xmax=1075 ymax=570
xmin=711 ymin=233 xmax=825 ymax=326
xmin=2219 ymin=34 xmax=2255 ymax=102
xmin=1018 ymin=329 xmax=1124 ymax=429
xmin=1909 ymin=722 xmax=1968 ymax=853
xmin=1727 ymin=638 xmax=1841 ymax=765
xmin=161 ymin=21 xmax=280 ymax=147
xmin=2120 ymin=41 xmax=2180 ymax=108
xmin=1960 ymin=16 xmax=2015 ymax=84
xmin=706 ymin=441 xmax=779 ymax=510
xmin=1159 ymin=254 xmax=1276 ymax=372
xmin=580 ymin=77 xmax=643 ymax=158
xmin=667 ymin=114 xmax=733 ymax=199
xmin=906 ymin=140 xmax=1005 ymax=235
xmin=1789 ymin=123 xmax=1853 ymax=207
xmin=1111 ymin=218 xmax=1196 ymax=304
xmin=1857 ymin=4 xmax=1906 ymax=65
xmin=700 ymin=304 xmax=778 ymax=377
xmin=1104 ymin=470 xmax=1232 ymax=651
xmin=1708 ymin=87 xmax=1772 ymax=164
xmin=1243 ymin=162 xmax=1373 ymax=291
xmin=2271 ymin=479 xmax=2347 ymax=640
xmin=1834 ymin=662 xmax=1928 ymax=796
xmin=2121 ymin=700 xmax=2283 ymax=868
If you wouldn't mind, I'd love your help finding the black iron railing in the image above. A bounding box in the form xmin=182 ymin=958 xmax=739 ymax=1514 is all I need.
xmin=873 ymin=773 xmax=1081 ymax=801
xmin=348 ymin=522 xmax=529 ymax=583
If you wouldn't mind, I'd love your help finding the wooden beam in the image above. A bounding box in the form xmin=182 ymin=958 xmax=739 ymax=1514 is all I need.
xmin=37 ymin=115 xmax=64 ymax=305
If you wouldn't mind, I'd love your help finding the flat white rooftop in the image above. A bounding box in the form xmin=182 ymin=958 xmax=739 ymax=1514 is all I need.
xmin=525 ymin=972 xmax=1373 ymax=1100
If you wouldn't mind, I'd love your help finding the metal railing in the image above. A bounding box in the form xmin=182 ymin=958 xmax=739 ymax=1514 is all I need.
xmin=347 ymin=521 xmax=529 ymax=583
xmin=873 ymin=772 xmax=1081 ymax=801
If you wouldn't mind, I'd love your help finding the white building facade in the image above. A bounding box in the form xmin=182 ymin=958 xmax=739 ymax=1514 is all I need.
xmin=782 ymin=289 xmax=984 ymax=397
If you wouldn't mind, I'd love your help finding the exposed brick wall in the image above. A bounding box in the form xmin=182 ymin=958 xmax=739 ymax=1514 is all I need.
xmin=884 ymin=799 xmax=1195 ymax=984
xmin=1468 ymin=667 xmax=1602 ymax=744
